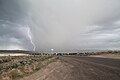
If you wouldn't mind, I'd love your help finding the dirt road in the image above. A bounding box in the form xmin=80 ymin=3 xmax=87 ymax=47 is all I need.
xmin=21 ymin=56 xmax=120 ymax=80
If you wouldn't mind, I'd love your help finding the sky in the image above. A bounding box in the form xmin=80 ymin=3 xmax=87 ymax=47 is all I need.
xmin=0 ymin=0 xmax=120 ymax=52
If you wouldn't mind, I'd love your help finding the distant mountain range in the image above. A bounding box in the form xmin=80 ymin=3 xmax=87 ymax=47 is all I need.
xmin=0 ymin=50 xmax=32 ymax=54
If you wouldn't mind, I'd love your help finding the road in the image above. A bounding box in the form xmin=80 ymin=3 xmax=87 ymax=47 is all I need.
xmin=62 ymin=56 xmax=120 ymax=69
xmin=21 ymin=56 xmax=120 ymax=80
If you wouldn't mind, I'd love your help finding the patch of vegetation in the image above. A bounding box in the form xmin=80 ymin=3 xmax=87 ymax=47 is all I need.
xmin=0 ymin=55 xmax=58 ymax=80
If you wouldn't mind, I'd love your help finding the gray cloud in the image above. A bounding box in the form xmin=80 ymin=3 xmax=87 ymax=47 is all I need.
xmin=0 ymin=0 xmax=120 ymax=52
xmin=0 ymin=0 xmax=33 ymax=50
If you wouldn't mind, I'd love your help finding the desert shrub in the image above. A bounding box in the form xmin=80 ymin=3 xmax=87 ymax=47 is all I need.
xmin=0 ymin=55 xmax=56 ymax=80
xmin=9 ymin=69 xmax=23 ymax=80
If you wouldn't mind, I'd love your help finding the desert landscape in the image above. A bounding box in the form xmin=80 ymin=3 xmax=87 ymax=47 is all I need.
xmin=0 ymin=51 xmax=119 ymax=80
xmin=1 ymin=0 xmax=120 ymax=80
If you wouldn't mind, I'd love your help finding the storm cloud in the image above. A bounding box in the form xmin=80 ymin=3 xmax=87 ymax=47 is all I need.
xmin=0 ymin=0 xmax=33 ymax=50
xmin=0 ymin=0 xmax=120 ymax=52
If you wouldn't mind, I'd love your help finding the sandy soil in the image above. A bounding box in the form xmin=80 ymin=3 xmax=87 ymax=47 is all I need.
xmin=21 ymin=60 xmax=73 ymax=80
xmin=0 ymin=53 xmax=29 ymax=56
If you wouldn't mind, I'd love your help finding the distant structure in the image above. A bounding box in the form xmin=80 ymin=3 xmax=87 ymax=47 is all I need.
xmin=51 ymin=49 xmax=54 ymax=54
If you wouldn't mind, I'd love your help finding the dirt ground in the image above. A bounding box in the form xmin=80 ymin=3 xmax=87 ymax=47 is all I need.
xmin=21 ymin=56 xmax=120 ymax=80
xmin=90 ymin=54 xmax=120 ymax=59
xmin=21 ymin=60 xmax=73 ymax=80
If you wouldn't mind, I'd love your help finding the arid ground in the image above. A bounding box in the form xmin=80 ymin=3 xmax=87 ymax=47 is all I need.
xmin=21 ymin=56 xmax=120 ymax=80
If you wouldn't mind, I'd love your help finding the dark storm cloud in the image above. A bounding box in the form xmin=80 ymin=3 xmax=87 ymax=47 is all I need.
xmin=0 ymin=0 xmax=120 ymax=51
xmin=0 ymin=0 xmax=28 ymax=24
xmin=0 ymin=0 xmax=33 ymax=50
